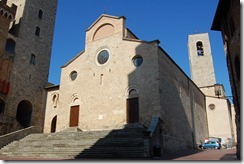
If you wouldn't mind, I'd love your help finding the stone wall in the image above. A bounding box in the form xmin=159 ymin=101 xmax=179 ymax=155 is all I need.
xmin=162 ymin=135 xmax=191 ymax=153
xmin=157 ymin=47 xmax=208 ymax=149
xmin=206 ymin=97 xmax=234 ymax=142
xmin=43 ymin=85 xmax=59 ymax=133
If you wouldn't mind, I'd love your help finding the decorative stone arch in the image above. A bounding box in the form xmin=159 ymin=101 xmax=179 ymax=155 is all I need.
xmin=125 ymin=85 xmax=140 ymax=99
xmin=93 ymin=23 xmax=115 ymax=41
xmin=69 ymin=93 xmax=81 ymax=105
xmin=16 ymin=100 xmax=33 ymax=128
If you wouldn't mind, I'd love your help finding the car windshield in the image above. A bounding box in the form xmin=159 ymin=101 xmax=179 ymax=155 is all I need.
xmin=205 ymin=141 xmax=216 ymax=144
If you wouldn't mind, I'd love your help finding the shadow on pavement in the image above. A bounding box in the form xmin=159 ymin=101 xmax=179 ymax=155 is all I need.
xmin=160 ymin=148 xmax=238 ymax=161
xmin=220 ymin=153 xmax=238 ymax=160
xmin=160 ymin=149 xmax=203 ymax=160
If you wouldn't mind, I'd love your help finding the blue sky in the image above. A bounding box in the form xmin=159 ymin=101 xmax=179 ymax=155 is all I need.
xmin=49 ymin=0 xmax=233 ymax=100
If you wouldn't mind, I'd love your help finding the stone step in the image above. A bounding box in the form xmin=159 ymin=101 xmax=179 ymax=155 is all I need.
xmin=1 ymin=147 xmax=144 ymax=159
xmin=20 ymin=131 xmax=144 ymax=141
xmin=0 ymin=125 xmax=147 ymax=159
xmin=2 ymin=143 xmax=144 ymax=152
xmin=2 ymin=146 xmax=143 ymax=153
xmin=3 ymin=138 xmax=144 ymax=148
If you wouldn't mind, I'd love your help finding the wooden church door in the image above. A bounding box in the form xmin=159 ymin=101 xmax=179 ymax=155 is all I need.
xmin=69 ymin=106 xmax=79 ymax=127
xmin=126 ymin=97 xmax=139 ymax=123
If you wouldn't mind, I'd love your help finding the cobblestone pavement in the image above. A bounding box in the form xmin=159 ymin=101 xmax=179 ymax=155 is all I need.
xmin=160 ymin=147 xmax=238 ymax=161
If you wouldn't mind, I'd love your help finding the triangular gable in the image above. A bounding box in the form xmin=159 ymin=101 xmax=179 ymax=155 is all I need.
xmin=61 ymin=50 xmax=85 ymax=68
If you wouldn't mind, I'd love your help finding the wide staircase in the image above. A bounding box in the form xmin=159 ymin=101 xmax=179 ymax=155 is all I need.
xmin=0 ymin=124 xmax=148 ymax=160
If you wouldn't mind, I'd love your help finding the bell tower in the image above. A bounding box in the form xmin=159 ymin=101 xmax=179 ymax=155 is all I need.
xmin=188 ymin=33 xmax=216 ymax=87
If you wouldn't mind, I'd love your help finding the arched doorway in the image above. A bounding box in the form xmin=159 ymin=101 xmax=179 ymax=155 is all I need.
xmin=0 ymin=99 xmax=5 ymax=115
xmin=126 ymin=89 xmax=139 ymax=123
xmin=51 ymin=115 xmax=57 ymax=133
xmin=16 ymin=100 xmax=32 ymax=128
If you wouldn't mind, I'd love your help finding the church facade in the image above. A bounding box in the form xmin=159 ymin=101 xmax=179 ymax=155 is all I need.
xmin=44 ymin=14 xmax=209 ymax=151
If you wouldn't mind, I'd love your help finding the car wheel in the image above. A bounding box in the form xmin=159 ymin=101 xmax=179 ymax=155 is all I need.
xmin=214 ymin=146 xmax=218 ymax=149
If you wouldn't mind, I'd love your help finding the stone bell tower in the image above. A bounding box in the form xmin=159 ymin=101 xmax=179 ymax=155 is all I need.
xmin=188 ymin=33 xmax=216 ymax=87
xmin=188 ymin=33 xmax=236 ymax=146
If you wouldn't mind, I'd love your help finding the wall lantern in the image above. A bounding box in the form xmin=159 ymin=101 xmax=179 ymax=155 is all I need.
xmin=214 ymin=84 xmax=222 ymax=98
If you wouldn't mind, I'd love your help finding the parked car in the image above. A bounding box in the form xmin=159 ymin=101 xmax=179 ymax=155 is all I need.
xmin=199 ymin=141 xmax=221 ymax=149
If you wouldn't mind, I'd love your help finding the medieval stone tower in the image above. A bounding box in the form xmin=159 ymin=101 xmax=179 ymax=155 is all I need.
xmin=188 ymin=33 xmax=235 ymax=145
xmin=0 ymin=0 xmax=58 ymax=134
xmin=188 ymin=33 xmax=216 ymax=87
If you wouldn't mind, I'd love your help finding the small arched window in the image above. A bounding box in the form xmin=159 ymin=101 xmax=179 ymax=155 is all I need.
xmin=196 ymin=41 xmax=204 ymax=56
xmin=38 ymin=10 xmax=43 ymax=19
xmin=30 ymin=54 xmax=36 ymax=65
xmin=5 ymin=38 xmax=16 ymax=53
xmin=35 ymin=26 xmax=40 ymax=36
xmin=52 ymin=95 xmax=57 ymax=101
xmin=52 ymin=93 xmax=59 ymax=108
